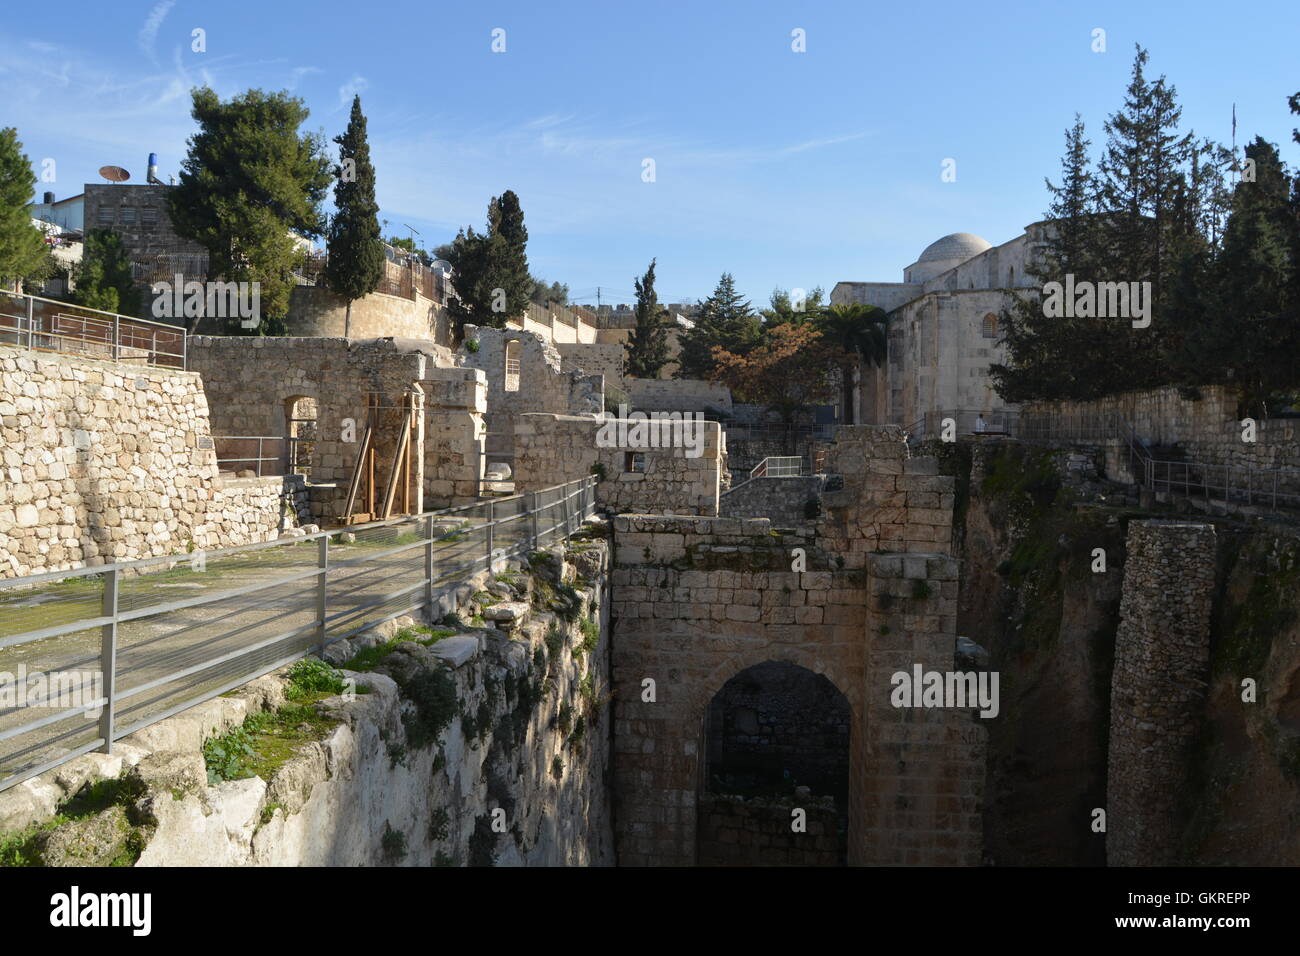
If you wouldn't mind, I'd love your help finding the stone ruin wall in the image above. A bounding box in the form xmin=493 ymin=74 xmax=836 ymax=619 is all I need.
xmin=557 ymin=343 xmax=626 ymax=391
xmin=0 ymin=344 xmax=309 ymax=578
xmin=609 ymin=512 xmax=983 ymax=865
xmin=1023 ymin=385 xmax=1300 ymax=476
xmin=696 ymin=792 xmax=840 ymax=866
xmin=188 ymin=336 xmax=486 ymax=518
xmin=720 ymin=474 xmax=825 ymax=526
xmin=1107 ymin=519 xmax=1217 ymax=866
xmin=283 ymin=285 xmax=454 ymax=348
xmin=457 ymin=325 xmax=603 ymax=479
xmin=512 ymin=411 xmax=723 ymax=516
xmin=609 ymin=428 xmax=985 ymax=867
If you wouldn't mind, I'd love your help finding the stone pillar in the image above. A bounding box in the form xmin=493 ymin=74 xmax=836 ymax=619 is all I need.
xmin=1107 ymin=520 xmax=1217 ymax=866
xmin=857 ymin=551 xmax=985 ymax=865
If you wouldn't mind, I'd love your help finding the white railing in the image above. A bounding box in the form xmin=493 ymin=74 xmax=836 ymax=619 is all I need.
xmin=749 ymin=456 xmax=805 ymax=479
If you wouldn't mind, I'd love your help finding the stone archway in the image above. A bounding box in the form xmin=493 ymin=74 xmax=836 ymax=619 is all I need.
xmin=697 ymin=660 xmax=851 ymax=865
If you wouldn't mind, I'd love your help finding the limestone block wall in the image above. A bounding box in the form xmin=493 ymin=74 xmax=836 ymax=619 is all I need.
xmin=421 ymin=367 xmax=486 ymax=506
xmin=1107 ymin=520 xmax=1217 ymax=866
xmin=817 ymin=425 xmax=956 ymax=564
xmin=188 ymin=337 xmax=435 ymax=518
xmin=609 ymin=513 xmax=982 ymax=866
xmin=0 ymin=344 xmax=308 ymax=578
xmin=1022 ymin=385 xmax=1300 ymax=478
xmin=720 ymin=475 xmax=824 ymax=526
xmin=458 ymin=325 xmax=603 ymax=475
xmin=626 ymin=379 xmax=732 ymax=414
xmin=859 ymin=549 xmax=984 ymax=865
xmin=696 ymin=793 xmax=840 ymax=866
xmin=205 ymin=475 xmax=311 ymax=547
xmin=557 ymin=343 xmax=625 ymax=390
xmin=512 ymin=412 xmax=723 ymax=516
xmin=283 ymin=285 xmax=453 ymax=348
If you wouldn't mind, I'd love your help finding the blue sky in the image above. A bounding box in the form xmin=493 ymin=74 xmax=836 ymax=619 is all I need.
xmin=4 ymin=0 xmax=1298 ymax=308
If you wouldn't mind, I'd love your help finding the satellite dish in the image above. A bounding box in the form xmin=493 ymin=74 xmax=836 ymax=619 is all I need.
xmin=98 ymin=165 xmax=130 ymax=183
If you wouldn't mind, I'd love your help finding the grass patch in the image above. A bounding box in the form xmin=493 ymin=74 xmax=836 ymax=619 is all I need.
xmin=203 ymin=700 xmax=338 ymax=784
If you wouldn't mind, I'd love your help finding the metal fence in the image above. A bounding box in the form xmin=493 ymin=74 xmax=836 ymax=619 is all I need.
xmin=749 ymin=456 xmax=806 ymax=479
xmin=0 ymin=476 xmax=597 ymax=793
xmin=0 ymin=290 xmax=186 ymax=369
xmin=213 ymin=435 xmax=288 ymax=477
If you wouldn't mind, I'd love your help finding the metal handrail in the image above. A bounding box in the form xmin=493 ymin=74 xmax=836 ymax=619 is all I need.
xmin=0 ymin=289 xmax=187 ymax=369
xmin=0 ymin=476 xmax=598 ymax=793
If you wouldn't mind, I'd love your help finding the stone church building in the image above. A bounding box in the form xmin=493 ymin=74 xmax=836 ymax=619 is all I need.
xmin=832 ymin=224 xmax=1047 ymax=432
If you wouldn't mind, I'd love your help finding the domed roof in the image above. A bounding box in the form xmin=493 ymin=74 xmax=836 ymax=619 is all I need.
xmin=917 ymin=232 xmax=991 ymax=263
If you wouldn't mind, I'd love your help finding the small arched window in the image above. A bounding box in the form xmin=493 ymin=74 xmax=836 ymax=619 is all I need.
xmin=981 ymin=313 xmax=999 ymax=339
xmin=504 ymin=339 xmax=521 ymax=392
xmin=1007 ymin=265 xmax=1015 ymax=286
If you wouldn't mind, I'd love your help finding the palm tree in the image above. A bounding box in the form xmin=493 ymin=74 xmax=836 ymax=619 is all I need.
xmin=813 ymin=304 xmax=889 ymax=424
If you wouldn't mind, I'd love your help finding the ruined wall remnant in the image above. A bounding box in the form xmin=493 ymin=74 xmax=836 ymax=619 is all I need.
xmin=696 ymin=793 xmax=840 ymax=866
xmin=720 ymin=474 xmax=824 ymax=526
xmin=457 ymin=325 xmax=603 ymax=479
xmin=818 ymin=425 xmax=957 ymax=564
xmin=513 ymin=412 xmax=724 ymax=516
xmin=283 ymin=285 xmax=453 ymax=347
xmin=1107 ymin=519 xmax=1216 ymax=866
xmin=189 ymin=337 xmax=460 ymax=518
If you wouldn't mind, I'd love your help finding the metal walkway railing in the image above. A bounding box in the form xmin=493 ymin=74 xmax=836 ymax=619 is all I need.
xmin=0 ymin=289 xmax=187 ymax=369
xmin=0 ymin=476 xmax=596 ymax=793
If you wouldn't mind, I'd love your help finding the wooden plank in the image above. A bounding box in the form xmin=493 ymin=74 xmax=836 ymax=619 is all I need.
xmin=340 ymin=422 xmax=372 ymax=523
xmin=379 ymin=407 xmax=412 ymax=520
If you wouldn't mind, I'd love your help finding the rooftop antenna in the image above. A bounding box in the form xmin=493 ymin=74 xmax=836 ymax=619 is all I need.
xmin=98 ymin=165 xmax=130 ymax=183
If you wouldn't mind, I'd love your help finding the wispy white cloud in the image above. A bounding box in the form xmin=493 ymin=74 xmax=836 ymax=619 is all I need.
xmin=338 ymin=74 xmax=368 ymax=109
xmin=137 ymin=0 xmax=176 ymax=65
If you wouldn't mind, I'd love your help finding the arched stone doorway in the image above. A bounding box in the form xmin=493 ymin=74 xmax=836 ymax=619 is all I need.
xmin=696 ymin=660 xmax=850 ymax=866
xmin=284 ymin=395 xmax=319 ymax=476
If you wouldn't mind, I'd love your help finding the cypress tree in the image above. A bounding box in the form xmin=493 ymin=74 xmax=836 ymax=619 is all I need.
xmin=324 ymin=95 xmax=385 ymax=337
xmin=625 ymin=258 xmax=671 ymax=379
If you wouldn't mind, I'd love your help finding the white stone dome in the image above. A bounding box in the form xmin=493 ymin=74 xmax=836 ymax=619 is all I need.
xmin=905 ymin=232 xmax=993 ymax=283
xmin=917 ymin=233 xmax=991 ymax=263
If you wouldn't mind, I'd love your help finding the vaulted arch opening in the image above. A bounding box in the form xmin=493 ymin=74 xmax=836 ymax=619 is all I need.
xmin=696 ymin=660 xmax=850 ymax=865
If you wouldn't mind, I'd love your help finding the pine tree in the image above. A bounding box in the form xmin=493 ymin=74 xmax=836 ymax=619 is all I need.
xmin=1204 ymin=138 xmax=1298 ymax=414
xmin=0 ymin=128 xmax=51 ymax=289
xmin=168 ymin=87 xmax=332 ymax=334
xmin=446 ymin=190 xmax=532 ymax=332
xmin=675 ymin=273 xmax=760 ymax=380
xmin=72 ymin=229 xmax=138 ymax=315
xmin=325 ymin=95 xmax=385 ymax=337
xmin=993 ymin=116 xmax=1107 ymax=401
xmin=1093 ymin=45 xmax=1195 ymax=388
xmin=625 ymin=258 xmax=671 ymax=379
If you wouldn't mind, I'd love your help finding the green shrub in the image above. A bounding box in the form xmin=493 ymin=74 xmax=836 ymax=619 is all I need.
xmin=382 ymin=822 xmax=408 ymax=861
